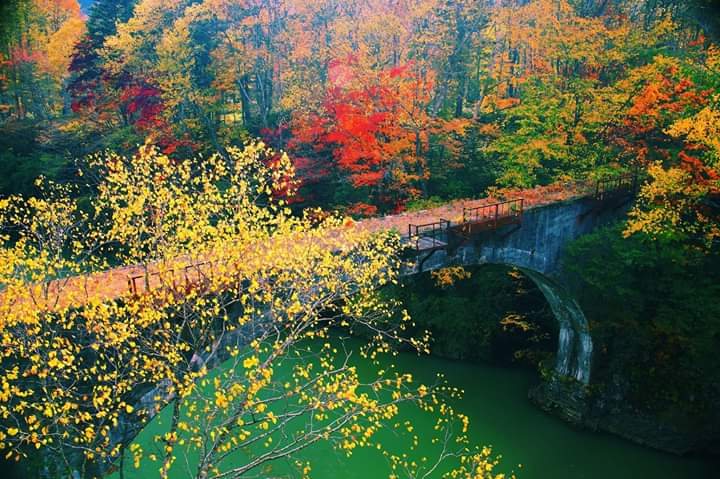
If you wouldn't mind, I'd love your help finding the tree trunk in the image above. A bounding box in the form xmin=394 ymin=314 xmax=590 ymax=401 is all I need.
xmin=455 ymin=73 xmax=466 ymax=117
xmin=239 ymin=75 xmax=252 ymax=126
xmin=452 ymin=0 xmax=467 ymax=117
xmin=415 ymin=129 xmax=428 ymax=197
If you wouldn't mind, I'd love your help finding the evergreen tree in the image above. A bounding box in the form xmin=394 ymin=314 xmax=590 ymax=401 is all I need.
xmin=67 ymin=0 xmax=137 ymax=112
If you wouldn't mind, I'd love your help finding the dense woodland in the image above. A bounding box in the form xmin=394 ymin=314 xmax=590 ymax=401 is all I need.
xmin=1 ymin=0 xmax=720 ymax=478
xmin=1 ymin=0 xmax=718 ymax=219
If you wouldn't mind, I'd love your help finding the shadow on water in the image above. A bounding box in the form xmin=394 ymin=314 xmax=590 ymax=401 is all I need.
xmin=0 ymin=457 xmax=27 ymax=479
xmin=91 ymin=333 xmax=719 ymax=479
xmin=397 ymin=352 xmax=717 ymax=479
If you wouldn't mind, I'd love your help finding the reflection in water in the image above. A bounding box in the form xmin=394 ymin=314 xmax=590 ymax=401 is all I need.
xmin=116 ymin=338 xmax=716 ymax=479
xmin=303 ymin=341 xmax=715 ymax=479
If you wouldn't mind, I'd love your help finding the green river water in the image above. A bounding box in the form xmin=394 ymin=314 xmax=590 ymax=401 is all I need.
xmin=116 ymin=340 xmax=716 ymax=479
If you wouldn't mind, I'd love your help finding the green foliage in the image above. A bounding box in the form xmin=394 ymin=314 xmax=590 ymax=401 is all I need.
xmin=403 ymin=196 xmax=446 ymax=212
xmin=485 ymin=77 xmax=623 ymax=187
xmin=424 ymin=124 xmax=501 ymax=200
xmin=564 ymin=223 xmax=720 ymax=426
xmin=385 ymin=265 xmax=557 ymax=365
xmin=85 ymin=0 xmax=136 ymax=43
xmin=486 ymin=84 xmax=570 ymax=187
xmin=0 ymin=121 xmax=68 ymax=197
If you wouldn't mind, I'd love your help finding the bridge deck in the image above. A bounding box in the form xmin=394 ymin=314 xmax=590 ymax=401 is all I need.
xmin=361 ymin=174 xmax=637 ymax=252
xmin=3 ymin=174 xmax=638 ymax=307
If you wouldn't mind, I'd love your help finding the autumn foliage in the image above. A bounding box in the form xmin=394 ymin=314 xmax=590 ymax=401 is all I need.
xmin=0 ymin=141 xmax=512 ymax=478
xmin=1 ymin=0 xmax=720 ymax=476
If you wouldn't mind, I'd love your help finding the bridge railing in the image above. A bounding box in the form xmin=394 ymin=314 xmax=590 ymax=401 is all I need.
xmin=407 ymin=219 xmax=451 ymax=251
xmin=594 ymin=172 xmax=638 ymax=201
xmin=127 ymin=260 xmax=219 ymax=295
xmin=462 ymin=198 xmax=524 ymax=227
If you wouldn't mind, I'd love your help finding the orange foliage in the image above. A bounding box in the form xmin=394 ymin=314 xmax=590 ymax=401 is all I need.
xmin=290 ymin=56 xmax=470 ymax=211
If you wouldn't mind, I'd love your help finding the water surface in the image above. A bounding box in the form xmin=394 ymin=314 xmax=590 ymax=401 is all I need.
xmin=118 ymin=342 xmax=716 ymax=479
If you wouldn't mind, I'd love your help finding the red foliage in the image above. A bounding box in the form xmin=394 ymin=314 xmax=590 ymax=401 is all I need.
xmin=68 ymin=35 xmax=104 ymax=113
xmin=289 ymin=58 xmax=433 ymax=213
xmin=7 ymin=45 xmax=43 ymax=66
xmin=679 ymin=150 xmax=720 ymax=185
xmin=346 ymin=202 xmax=378 ymax=217
xmin=617 ymin=65 xmax=713 ymax=165
xmin=349 ymin=171 xmax=385 ymax=187
xmin=688 ymin=35 xmax=706 ymax=47
xmin=119 ymin=84 xmax=163 ymax=129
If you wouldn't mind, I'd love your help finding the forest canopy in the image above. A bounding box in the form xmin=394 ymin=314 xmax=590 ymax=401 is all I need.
xmin=0 ymin=0 xmax=718 ymax=241
xmin=1 ymin=1 xmax=720 ymax=478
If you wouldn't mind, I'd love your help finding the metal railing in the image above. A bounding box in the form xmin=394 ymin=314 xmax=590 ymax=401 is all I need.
xmin=127 ymin=260 xmax=217 ymax=295
xmin=462 ymin=198 xmax=524 ymax=227
xmin=407 ymin=219 xmax=451 ymax=251
xmin=594 ymin=173 xmax=638 ymax=201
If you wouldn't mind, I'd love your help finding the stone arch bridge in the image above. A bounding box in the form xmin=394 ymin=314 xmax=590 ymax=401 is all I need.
xmin=383 ymin=175 xmax=639 ymax=386
xmin=114 ymin=174 xmax=637 ymax=387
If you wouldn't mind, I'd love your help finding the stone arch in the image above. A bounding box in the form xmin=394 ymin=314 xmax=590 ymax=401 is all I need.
xmin=403 ymin=246 xmax=592 ymax=384
xmin=399 ymin=194 xmax=630 ymax=385
xmin=517 ymin=269 xmax=592 ymax=384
